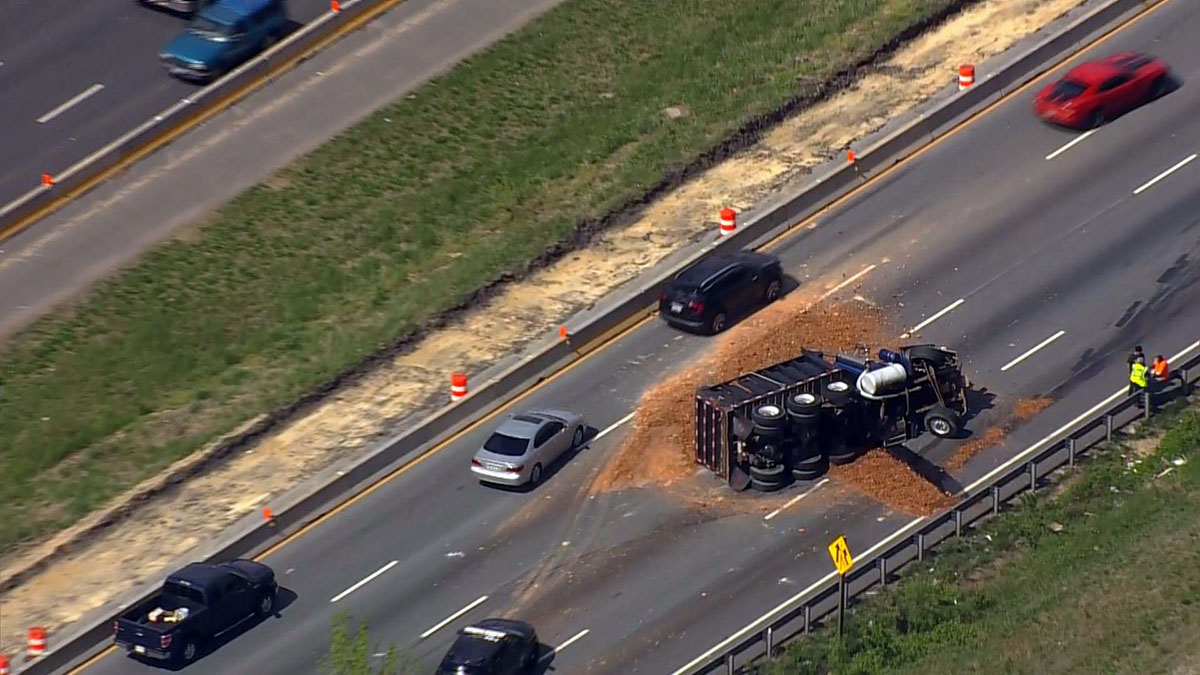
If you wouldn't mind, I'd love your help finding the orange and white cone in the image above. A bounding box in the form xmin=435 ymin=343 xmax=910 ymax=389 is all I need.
xmin=958 ymin=64 xmax=975 ymax=90
xmin=450 ymin=373 xmax=468 ymax=402
xmin=27 ymin=627 xmax=46 ymax=661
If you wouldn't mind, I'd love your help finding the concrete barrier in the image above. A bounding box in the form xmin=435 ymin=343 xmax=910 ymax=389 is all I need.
xmin=14 ymin=0 xmax=1163 ymax=671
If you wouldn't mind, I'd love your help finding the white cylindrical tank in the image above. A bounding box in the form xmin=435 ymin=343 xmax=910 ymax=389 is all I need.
xmin=856 ymin=363 xmax=907 ymax=397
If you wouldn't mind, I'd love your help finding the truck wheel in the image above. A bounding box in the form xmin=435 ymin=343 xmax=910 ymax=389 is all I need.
xmin=257 ymin=590 xmax=276 ymax=617
xmin=827 ymin=448 xmax=858 ymax=465
xmin=924 ymin=405 xmax=960 ymax=438
xmin=750 ymin=464 xmax=790 ymax=492
xmin=786 ymin=392 xmax=820 ymax=416
xmin=179 ymin=639 xmax=198 ymax=664
xmin=905 ymin=345 xmax=949 ymax=367
xmin=822 ymin=381 xmax=853 ymax=408
xmin=752 ymin=404 xmax=786 ymax=430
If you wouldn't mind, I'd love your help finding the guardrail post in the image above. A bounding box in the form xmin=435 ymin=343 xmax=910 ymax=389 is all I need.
xmin=837 ymin=574 xmax=847 ymax=640
xmin=916 ymin=533 xmax=925 ymax=562
xmin=1105 ymin=414 xmax=1114 ymax=442
xmin=878 ymin=557 xmax=888 ymax=586
xmin=1180 ymin=367 xmax=1188 ymax=392
xmin=1029 ymin=462 xmax=1038 ymax=492
xmin=765 ymin=626 xmax=774 ymax=657
xmin=992 ymin=485 xmax=1000 ymax=515
xmin=1144 ymin=390 xmax=1152 ymax=419
xmin=726 ymin=652 xmax=735 ymax=675
xmin=1067 ymin=437 xmax=1076 ymax=467
xmin=954 ymin=509 xmax=963 ymax=537
xmin=803 ymin=604 xmax=811 ymax=634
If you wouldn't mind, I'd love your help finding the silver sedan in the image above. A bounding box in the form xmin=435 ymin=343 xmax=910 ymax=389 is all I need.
xmin=471 ymin=409 xmax=587 ymax=486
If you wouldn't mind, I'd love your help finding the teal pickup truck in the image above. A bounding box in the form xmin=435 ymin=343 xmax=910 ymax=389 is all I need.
xmin=160 ymin=0 xmax=289 ymax=83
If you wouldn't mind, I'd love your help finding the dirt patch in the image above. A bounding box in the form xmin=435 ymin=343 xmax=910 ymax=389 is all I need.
xmin=831 ymin=448 xmax=959 ymax=515
xmin=0 ymin=0 xmax=1087 ymax=656
xmin=946 ymin=396 xmax=1055 ymax=471
xmin=593 ymin=295 xmax=891 ymax=495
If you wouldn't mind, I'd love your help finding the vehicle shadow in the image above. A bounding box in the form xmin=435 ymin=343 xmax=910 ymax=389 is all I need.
xmin=128 ymin=587 xmax=299 ymax=670
xmin=480 ymin=426 xmax=601 ymax=494
xmin=950 ymin=386 xmax=998 ymax=441
xmin=887 ymin=444 xmax=964 ymax=495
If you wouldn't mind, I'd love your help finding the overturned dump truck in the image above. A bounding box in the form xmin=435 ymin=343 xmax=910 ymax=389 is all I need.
xmin=694 ymin=344 xmax=970 ymax=492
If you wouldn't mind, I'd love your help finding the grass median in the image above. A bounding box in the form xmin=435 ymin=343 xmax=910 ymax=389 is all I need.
xmin=761 ymin=399 xmax=1200 ymax=675
xmin=0 ymin=0 xmax=965 ymax=555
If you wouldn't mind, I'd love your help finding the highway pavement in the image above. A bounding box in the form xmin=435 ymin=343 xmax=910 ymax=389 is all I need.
xmin=75 ymin=0 xmax=1200 ymax=673
xmin=0 ymin=0 xmax=567 ymax=338
xmin=0 ymin=0 xmax=346 ymax=209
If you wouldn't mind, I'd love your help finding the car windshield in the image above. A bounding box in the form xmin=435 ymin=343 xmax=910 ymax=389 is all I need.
xmin=1051 ymin=79 xmax=1087 ymax=99
xmin=188 ymin=16 xmax=237 ymax=40
xmin=483 ymin=432 xmax=528 ymax=457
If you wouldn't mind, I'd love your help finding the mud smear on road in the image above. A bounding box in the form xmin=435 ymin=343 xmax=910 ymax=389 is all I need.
xmin=593 ymin=295 xmax=891 ymax=498
xmin=945 ymin=396 xmax=1054 ymax=471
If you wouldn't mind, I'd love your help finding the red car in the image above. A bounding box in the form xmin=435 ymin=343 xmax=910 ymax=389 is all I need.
xmin=1034 ymin=52 xmax=1172 ymax=129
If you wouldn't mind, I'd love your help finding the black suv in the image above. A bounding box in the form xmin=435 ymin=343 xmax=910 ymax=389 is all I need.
xmin=659 ymin=251 xmax=784 ymax=334
xmin=436 ymin=619 xmax=540 ymax=675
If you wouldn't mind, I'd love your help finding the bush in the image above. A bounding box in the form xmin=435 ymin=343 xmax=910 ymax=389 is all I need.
xmin=322 ymin=613 xmax=425 ymax=675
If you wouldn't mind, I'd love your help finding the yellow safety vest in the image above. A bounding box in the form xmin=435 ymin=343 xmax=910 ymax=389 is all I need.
xmin=1130 ymin=362 xmax=1148 ymax=387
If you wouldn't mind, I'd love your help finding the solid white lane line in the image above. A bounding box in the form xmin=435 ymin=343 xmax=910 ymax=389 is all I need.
xmin=330 ymin=560 xmax=398 ymax=603
xmin=818 ymin=264 xmax=877 ymax=303
xmin=908 ymin=298 xmax=964 ymax=334
xmin=419 ymin=595 xmax=489 ymax=639
xmin=549 ymin=629 xmax=590 ymax=657
xmin=764 ymin=478 xmax=829 ymax=521
xmin=1044 ymin=130 xmax=1095 ymax=160
xmin=1133 ymin=153 xmax=1197 ymax=195
xmin=673 ymin=338 xmax=1200 ymax=675
xmin=1000 ymin=329 xmax=1066 ymax=372
xmin=593 ymin=412 xmax=635 ymax=441
xmin=36 ymin=83 xmax=105 ymax=124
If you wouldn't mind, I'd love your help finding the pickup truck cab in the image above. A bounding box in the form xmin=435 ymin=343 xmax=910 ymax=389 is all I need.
xmin=113 ymin=560 xmax=277 ymax=664
xmin=160 ymin=0 xmax=288 ymax=83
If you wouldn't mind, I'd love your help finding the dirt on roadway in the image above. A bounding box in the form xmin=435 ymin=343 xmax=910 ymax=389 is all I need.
xmin=0 ymin=0 xmax=1085 ymax=657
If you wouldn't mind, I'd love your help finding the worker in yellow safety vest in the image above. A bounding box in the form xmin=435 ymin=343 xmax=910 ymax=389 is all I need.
xmin=1129 ymin=355 xmax=1149 ymax=396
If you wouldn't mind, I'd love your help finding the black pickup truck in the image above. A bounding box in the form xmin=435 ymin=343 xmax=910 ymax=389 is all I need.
xmin=113 ymin=560 xmax=277 ymax=664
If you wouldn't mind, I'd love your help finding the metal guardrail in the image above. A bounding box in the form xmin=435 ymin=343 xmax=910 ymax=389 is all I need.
xmin=0 ymin=0 xmax=389 ymax=236
xmin=687 ymin=350 xmax=1200 ymax=674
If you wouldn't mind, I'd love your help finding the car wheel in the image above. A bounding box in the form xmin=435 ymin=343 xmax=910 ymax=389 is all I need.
xmin=529 ymin=463 xmax=543 ymax=485
xmin=1151 ymin=76 xmax=1169 ymax=99
xmin=764 ymin=279 xmax=782 ymax=303
xmin=1087 ymin=109 xmax=1105 ymax=129
xmin=572 ymin=426 xmax=585 ymax=448
xmin=257 ymin=590 xmax=275 ymax=616
xmin=709 ymin=312 xmax=727 ymax=335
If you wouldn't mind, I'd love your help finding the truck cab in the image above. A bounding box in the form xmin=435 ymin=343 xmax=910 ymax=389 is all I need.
xmin=160 ymin=0 xmax=288 ymax=83
xmin=114 ymin=560 xmax=277 ymax=664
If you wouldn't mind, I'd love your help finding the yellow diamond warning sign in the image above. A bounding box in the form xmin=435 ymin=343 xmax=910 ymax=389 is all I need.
xmin=828 ymin=535 xmax=853 ymax=575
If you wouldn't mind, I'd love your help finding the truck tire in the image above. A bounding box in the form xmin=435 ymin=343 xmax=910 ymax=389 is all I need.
xmin=906 ymin=345 xmax=949 ymax=368
xmin=785 ymin=393 xmax=820 ymax=416
xmin=823 ymin=380 xmax=854 ymax=408
xmin=750 ymin=463 xmax=790 ymax=492
xmin=177 ymin=637 xmax=199 ymax=665
xmin=752 ymin=404 xmax=786 ymax=431
xmin=792 ymin=454 xmax=827 ymax=480
xmin=924 ymin=405 xmax=960 ymax=438
xmin=828 ymin=447 xmax=858 ymax=465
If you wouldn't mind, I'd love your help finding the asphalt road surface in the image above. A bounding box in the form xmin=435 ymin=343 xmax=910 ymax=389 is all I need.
xmin=76 ymin=0 xmax=1200 ymax=673
xmin=0 ymin=0 xmax=346 ymax=209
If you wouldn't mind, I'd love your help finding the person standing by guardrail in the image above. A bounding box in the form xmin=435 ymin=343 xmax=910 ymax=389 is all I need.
xmin=1152 ymin=355 xmax=1169 ymax=382
xmin=1127 ymin=345 xmax=1145 ymax=372
xmin=1129 ymin=354 xmax=1149 ymax=396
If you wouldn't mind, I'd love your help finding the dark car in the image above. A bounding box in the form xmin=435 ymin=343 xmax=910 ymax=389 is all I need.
xmin=436 ymin=619 xmax=540 ymax=675
xmin=658 ymin=251 xmax=783 ymax=334
xmin=160 ymin=0 xmax=289 ymax=83
xmin=113 ymin=560 xmax=277 ymax=665
xmin=1034 ymin=52 xmax=1172 ymax=129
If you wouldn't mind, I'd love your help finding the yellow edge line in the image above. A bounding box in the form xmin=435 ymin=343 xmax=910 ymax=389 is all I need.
xmin=1 ymin=0 xmax=408 ymax=246
xmin=67 ymin=1 xmax=1170 ymax=672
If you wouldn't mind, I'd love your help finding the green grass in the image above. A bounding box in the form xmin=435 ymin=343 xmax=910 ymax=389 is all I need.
xmin=0 ymin=0 xmax=962 ymax=554
xmin=760 ymin=400 xmax=1200 ymax=675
